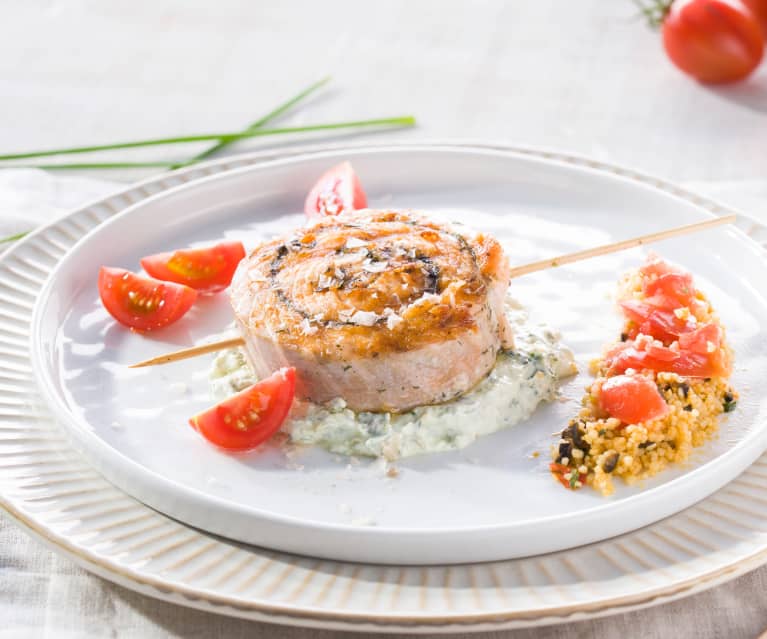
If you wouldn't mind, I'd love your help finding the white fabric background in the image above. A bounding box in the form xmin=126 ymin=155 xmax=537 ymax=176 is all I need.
xmin=2 ymin=0 xmax=767 ymax=636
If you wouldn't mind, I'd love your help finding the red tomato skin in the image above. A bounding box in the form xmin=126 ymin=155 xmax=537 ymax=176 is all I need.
xmin=599 ymin=374 xmax=670 ymax=424
xmin=678 ymin=322 xmax=722 ymax=353
xmin=604 ymin=333 xmax=729 ymax=378
xmin=640 ymin=255 xmax=679 ymax=278
xmin=645 ymin=342 xmax=681 ymax=361
xmin=189 ymin=368 xmax=296 ymax=451
xmin=742 ymin=0 xmax=767 ymax=37
xmin=140 ymin=241 xmax=246 ymax=294
xmin=620 ymin=300 xmax=692 ymax=342
xmin=304 ymin=161 xmax=368 ymax=218
xmin=643 ymin=273 xmax=694 ymax=308
xmin=98 ymin=267 xmax=197 ymax=331
xmin=549 ymin=462 xmax=587 ymax=489
xmin=662 ymin=0 xmax=764 ymax=84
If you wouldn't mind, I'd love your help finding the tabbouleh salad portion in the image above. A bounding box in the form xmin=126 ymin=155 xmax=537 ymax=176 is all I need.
xmin=551 ymin=254 xmax=737 ymax=495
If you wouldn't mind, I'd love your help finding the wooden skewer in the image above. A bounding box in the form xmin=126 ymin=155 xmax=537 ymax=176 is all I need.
xmin=507 ymin=214 xmax=736 ymax=278
xmin=128 ymin=214 xmax=737 ymax=369
xmin=129 ymin=336 xmax=245 ymax=368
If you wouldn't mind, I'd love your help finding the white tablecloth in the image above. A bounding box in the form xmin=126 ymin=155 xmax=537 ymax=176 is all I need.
xmin=1 ymin=170 xmax=767 ymax=638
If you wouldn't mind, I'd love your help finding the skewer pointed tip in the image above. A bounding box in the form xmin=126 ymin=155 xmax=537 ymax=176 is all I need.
xmin=127 ymin=337 xmax=245 ymax=369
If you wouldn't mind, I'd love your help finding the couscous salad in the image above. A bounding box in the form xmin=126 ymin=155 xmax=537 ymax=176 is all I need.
xmin=551 ymin=254 xmax=737 ymax=495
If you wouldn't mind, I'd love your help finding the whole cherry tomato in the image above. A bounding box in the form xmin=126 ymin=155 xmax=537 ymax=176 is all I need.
xmin=662 ymin=0 xmax=764 ymax=83
xmin=742 ymin=0 xmax=767 ymax=37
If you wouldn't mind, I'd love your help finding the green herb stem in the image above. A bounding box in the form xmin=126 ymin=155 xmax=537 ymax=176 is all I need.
xmin=3 ymin=162 xmax=177 ymax=170
xmin=0 ymin=116 xmax=416 ymax=162
xmin=0 ymin=231 xmax=30 ymax=244
xmin=170 ymin=76 xmax=331 ymax=169
xmin=3 ymin=78 xmax=333 ymax=172
xmin=632 ymin=0 xmax=673 ymax=29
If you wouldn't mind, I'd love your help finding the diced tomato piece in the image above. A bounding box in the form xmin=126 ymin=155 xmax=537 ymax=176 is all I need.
xmin=674 ymin=349 xmax=730 ymax=377
xmin=189 ymin=368 xmax=296 ymax=451
xmin=678 ymin=323 xmax=721 ymax=354
xmin=604 ymin=334 xmax=729 ymax=378
xmin=605 ymin=346 xmax=660 ymax=376
xmin=638 ymin=256 xmax=695 ymax=307
xmin=619 ymin=300 xmax=647 ymax=326
xmin=605 ymin=344 xmax=647 ymax=374
xmin=549 ymin=462 xmax=587 ymax=490
xmin=640 ymin=254 xmax=683 ymax=278
xmin=677 ymin=323 xmax=731 ymax=376
xmin=645 ymin=342 xmax=680 ymax=361
xmin=598 ymin=374 xmax=669 ymax=424
xmin=304 ymin=161 xmax=368 ymax=218
xmin=643 ymin=272 xmax=694 ymax=308
xmin=98 ymin=267 xmax=197 ymax=331
xmin=140 ymin=241 xmax=246 ymax=294
xmin=620 ymin=257 xmax=706 ymax=344
xmin=620 ymin=300 xmax=692 ymax=343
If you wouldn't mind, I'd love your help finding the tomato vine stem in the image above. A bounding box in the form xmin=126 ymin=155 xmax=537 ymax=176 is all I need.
xmin=633 ymin=0 xmax=674 ymax=28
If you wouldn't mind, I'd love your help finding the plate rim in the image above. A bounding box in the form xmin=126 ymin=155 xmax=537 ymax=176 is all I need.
xmin=5 ymin=491 xmax=767 ymax=631
xmin=2 ymin=140 xmax=766 ymax=631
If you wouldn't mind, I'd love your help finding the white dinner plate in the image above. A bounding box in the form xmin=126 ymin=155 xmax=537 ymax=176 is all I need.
xmin=28 ymin=145 xmax=767 ymax=565
xmin=4 ymin=142 xmax=767 ymax=631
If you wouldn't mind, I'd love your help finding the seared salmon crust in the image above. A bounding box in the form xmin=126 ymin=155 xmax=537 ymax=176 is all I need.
xmin=230 ymin=209 xmax=512 ymax=412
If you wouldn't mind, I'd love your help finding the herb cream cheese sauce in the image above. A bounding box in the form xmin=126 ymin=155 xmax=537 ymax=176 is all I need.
xmin=209 ymin=296 xmax=575 ymax=460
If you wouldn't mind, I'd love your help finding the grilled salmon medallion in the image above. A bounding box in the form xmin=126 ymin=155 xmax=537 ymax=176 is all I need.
xmin=229 ymin=209 xmax=513 ymax=413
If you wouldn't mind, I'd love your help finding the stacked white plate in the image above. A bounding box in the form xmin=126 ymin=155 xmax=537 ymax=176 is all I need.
xmin=3 ymin=142 xmax=767 ymax=633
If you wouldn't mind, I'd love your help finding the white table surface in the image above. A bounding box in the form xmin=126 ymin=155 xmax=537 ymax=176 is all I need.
xmin=2 ymin=1 xmax=767 ymax=637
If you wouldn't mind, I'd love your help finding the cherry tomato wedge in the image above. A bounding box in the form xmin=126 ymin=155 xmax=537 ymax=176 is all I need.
xmin=189 ymin=368 xmax=296 ymax=451
xmin=304 ymin=161 xmax=368 ymax=218
xmin=662 ymin=0 xmax=764 ymax=84
xmin=599 ymin=374 xmax=669 ymax=424
xmin=98 ymin=267 xmax=197 ymax=331
xmin=140 ymin=241 xmax=246 ymax=294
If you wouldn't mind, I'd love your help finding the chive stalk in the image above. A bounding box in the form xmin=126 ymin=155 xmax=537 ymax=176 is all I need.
xmin=170 ymin=75 xmax=331 ymax=169
xmin=0 ymin=116 xmax=416 ymax=162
